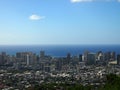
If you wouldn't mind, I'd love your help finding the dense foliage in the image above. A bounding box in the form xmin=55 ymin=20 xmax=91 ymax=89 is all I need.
xmin=100 ymin=74 xmax=120 ymax=90
xmin=27 ymin=74 xmax=120 ymax=90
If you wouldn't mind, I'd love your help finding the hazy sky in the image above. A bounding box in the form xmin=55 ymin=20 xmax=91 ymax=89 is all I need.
xmin=0 ymin=0 xmax=120 ymax=45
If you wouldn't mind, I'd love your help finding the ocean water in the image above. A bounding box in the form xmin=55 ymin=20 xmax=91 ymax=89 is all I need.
xmin=0 ymin=45 xmax=120 ymax=57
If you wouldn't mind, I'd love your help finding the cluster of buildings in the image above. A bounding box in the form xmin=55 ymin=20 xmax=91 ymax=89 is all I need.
xmin=0 ymin=50 xmax=120 ymax=89
xmin=0 ymin=50 xmax=120 ymax=68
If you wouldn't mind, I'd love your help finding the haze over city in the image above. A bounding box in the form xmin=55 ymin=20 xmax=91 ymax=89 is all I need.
xmin=0 ymin=0 xmax=120 ymax=45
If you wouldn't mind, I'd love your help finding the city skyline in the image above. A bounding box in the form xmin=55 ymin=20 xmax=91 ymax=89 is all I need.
xmin=0 ymin=0 xmax=120 ymax=45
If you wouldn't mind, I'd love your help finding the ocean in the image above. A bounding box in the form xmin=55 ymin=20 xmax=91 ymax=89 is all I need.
xmin=0 ymin=45 xmax=120 ymax=57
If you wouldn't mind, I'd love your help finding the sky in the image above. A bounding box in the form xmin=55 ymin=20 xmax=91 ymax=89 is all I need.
xmin=0 ymin=0 xmax=120 ymax=45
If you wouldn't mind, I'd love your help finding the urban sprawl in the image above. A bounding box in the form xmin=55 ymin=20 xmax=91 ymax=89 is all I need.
xmin=0 ymin=50 xmax=120 ymax=90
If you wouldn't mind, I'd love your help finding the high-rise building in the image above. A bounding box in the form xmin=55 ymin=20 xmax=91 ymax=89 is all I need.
xmin=16 ymin=52 xmax=35 ymax=65
xmin=87 ymin=53 xmax=96 ymax=65
xmin=79 ymin=54 xmax=82 ymax=62
xmin=40 ymin=51 xmax=45 ymax=58
xmin=97 ymin=51 xmax=104 ymax=61
xmin=83 ymin=50 xmax=89 ymax=62
xmin=104 ymin=52 xmax=111 ymax=61
xmin=27 ymin=54 xmax=30 ymax=66
xmin=0 ymin=54 xmax=2 ymax=65
xmin=39 ymin=62 xmax=45 ymax=71
xmin=110 ymin=52 xmax=116 ymax=61
xmin=56 ymin=59 xmax=62 ymax=71
xmin=66 ymin=53 xmax=71 ymax=64
xmin=117 ymin=54 xmax=120 ymax=65
xmin=16 ymin=52 xmax=22 ymax=58
xmin=0 ymin=52 xmax=7 ymax=65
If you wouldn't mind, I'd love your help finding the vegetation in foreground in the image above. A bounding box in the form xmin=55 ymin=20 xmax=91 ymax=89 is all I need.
xmin=26 ymin=74 xmax=120 ymax=90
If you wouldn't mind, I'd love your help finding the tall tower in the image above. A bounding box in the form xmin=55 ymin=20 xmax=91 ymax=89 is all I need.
xmin=111 ymin=52 xmax=116 ymax=61
xmin=83 ymin=50 xmax=89 ymax=62
xmin=87 ymin=53 xmax=96 ymax=65
xmin=117 ymin=54 xmax=120 ymax=65
xmin=104 ymin=52 xmax=111 ymax=61
xmin=1 ymin=52 xmax=7 ymax=65
xmin=67 ymin=53 xmax=71 ymax=64
xmin=27 ymin=54 xmax=29 ymax=66
xmin=79 ymin=54 xmax=82 ymax=62
xmin=40 ymin=51 xmax=45 ymax=58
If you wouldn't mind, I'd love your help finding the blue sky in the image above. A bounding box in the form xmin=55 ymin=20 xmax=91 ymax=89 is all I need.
xmin=0 ymin=0 xmax=120 ymax=45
